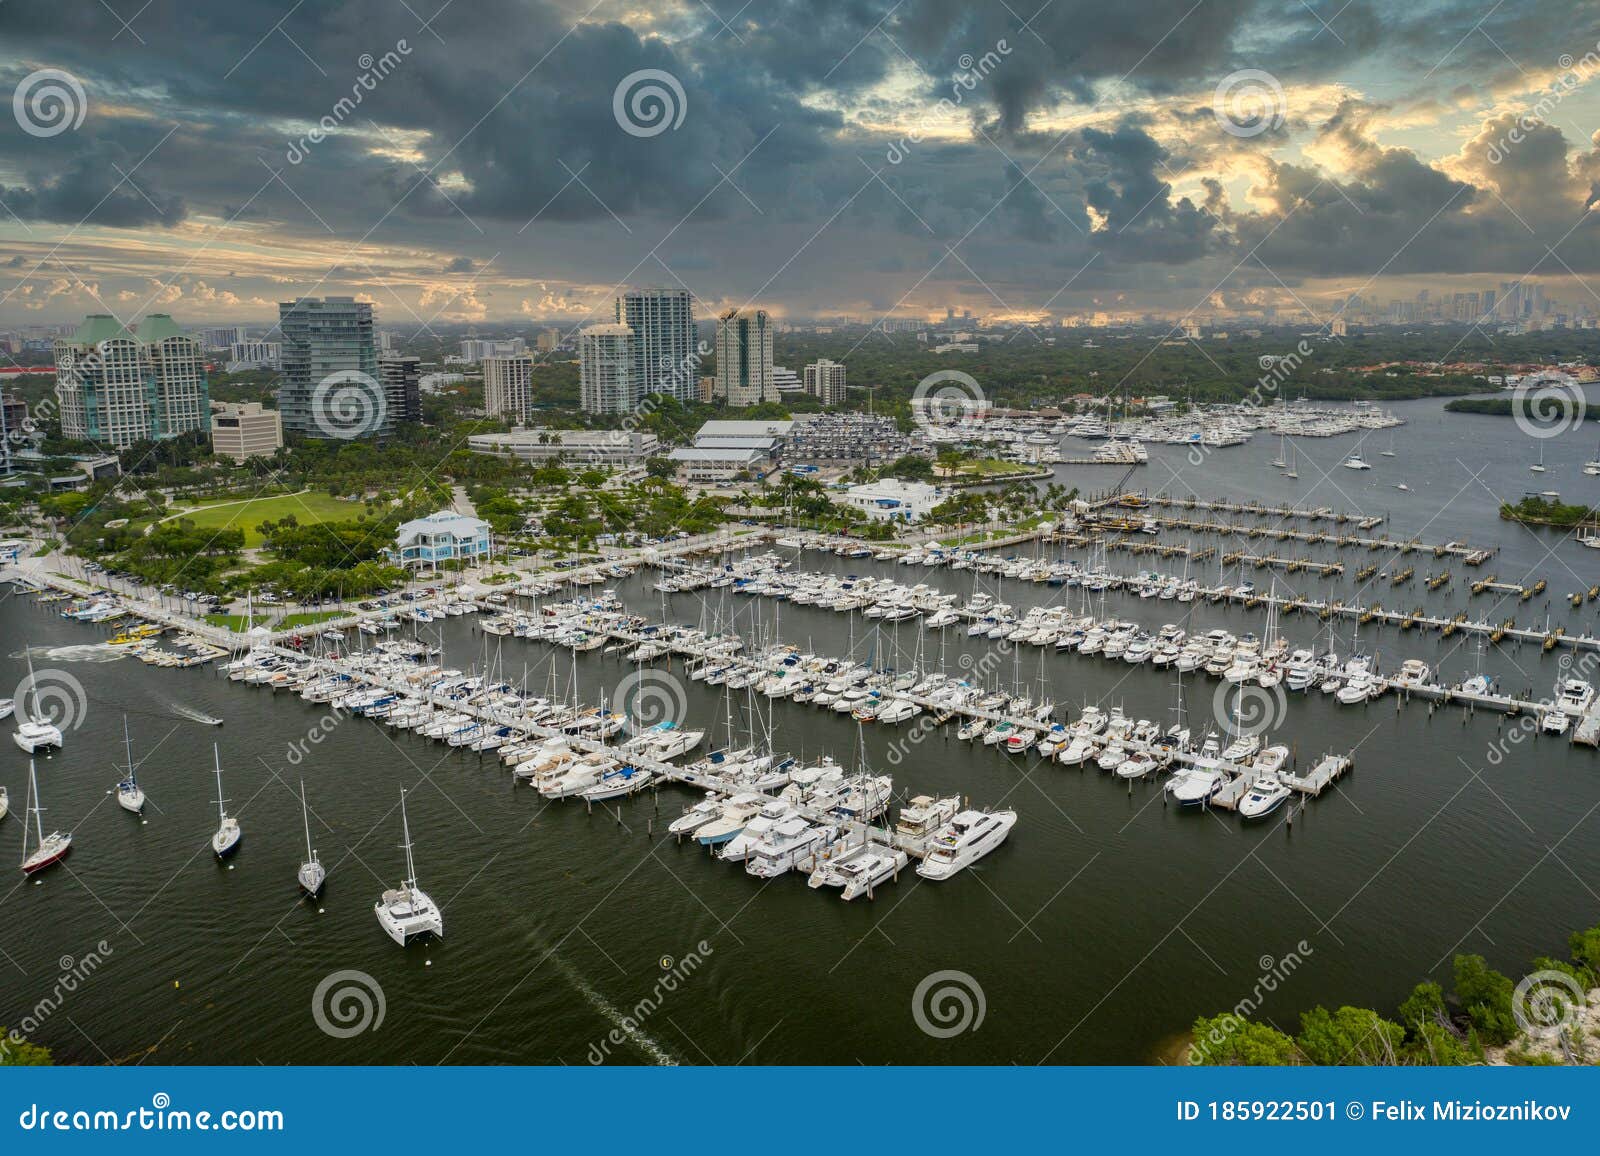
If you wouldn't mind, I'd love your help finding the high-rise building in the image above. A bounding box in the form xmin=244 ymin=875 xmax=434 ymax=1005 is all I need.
xmin=482 ymin=353 xmax=534 ymax=421
xmin=199 ymin=326 xmax=244 ymax=351
xmin=459 ymin=337 xmax=525 ymax=363
xmin=227 ymin=340 xmax=281 ymax=370
xmin=578 ymin=324 xmax=636 ymax=415
xmin=714 ymin=309 xmax=775 ymax=406
xmin=52 ymin=314 xmax=210 ymax=450
xmin=210 ymin=401 xmax=284 ymax=462
xmin=536 ymin=327 xmax=562 ymax=353
xmin=616 ymin=289 xmax=697 ymax=403
xmin=378 ymin=353 xmax=423 ymax=427
xmin=803 ymin=359 xmax=847 ymax=406
xmin=276 ymin=297 xmax=378 ymax=438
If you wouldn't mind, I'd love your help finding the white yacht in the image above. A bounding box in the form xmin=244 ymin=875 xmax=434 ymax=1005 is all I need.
xmin=1165 ymin=766 xmax=1226 ymax=806
xmin=12 ymin=652 xmax=64 ymax=754
xmin=1556 ymin=678 xmax=1595 ymax=715
xmin=808 ymin=840 xmax=909 ymax=900
xmin=209 ymin=745 xmax=241 ymax=857
xmin=1342 ymin=452 xmax=1371 ymax=471
xmin=666 ymin=796 xmax=725 ymax=838
xmin=695 ymin=793 xmax=769 ymax=847
xmin=297 ymin=779 xmax=326 ymax=896
xmin=0 ymin=784 xmax=7 ymax=824
xmin=375 ymin=789 xmax=443 ymax=945
xmin=19 ymin=760 xmax=72 ymax=875
xmin=1237 ymin=774 xmax=1292 ymax=820
xmin=916 ymin=809 xmax=1018 ymax=880
xmin=744 ymin=817 xmax=836 ymax=878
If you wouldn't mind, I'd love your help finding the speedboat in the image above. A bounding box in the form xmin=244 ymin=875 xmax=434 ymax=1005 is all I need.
xmin=1237 ymin=773 xmax=1292 ymax=820
xmin=1165 ymin=766 xmax=1226 ymax=806
xmin=916 ymin=809 xmax=1018 ymax=880
xmin=374 ymin=790 xmax=442 ymax=945
xmin=666 ymin=796 xmax=725 ymax=837
xmin=696 ymin=793 xmax=769 ymax=847
xmin=1343 ymin=453 xmax=1371 ymax=471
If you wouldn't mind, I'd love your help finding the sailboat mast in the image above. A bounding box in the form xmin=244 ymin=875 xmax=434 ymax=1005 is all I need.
xmin=213 ymin=744 xmax=226 ymax=822
xmin=29 ymin=759 xmax=43 ymax=849
xmin=301 ymin=779 xmax=313 ymax=859
xmin=400 ymin=789 xmax=418 ymax=885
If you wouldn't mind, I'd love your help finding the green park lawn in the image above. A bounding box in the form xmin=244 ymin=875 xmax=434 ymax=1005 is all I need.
xmin=157 ymin=491 xmax=365 ymax=547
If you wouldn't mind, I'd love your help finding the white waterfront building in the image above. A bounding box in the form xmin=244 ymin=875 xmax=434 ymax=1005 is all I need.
xmin=579 ymin=324 xmax=636 ymax=414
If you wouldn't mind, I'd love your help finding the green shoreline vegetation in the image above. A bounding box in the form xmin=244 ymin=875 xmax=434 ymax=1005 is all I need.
xmin=1188 ymin=923 xmax=1600 ymax=1066
xmin=1499 ymin=494 xmax=1596 ymax=529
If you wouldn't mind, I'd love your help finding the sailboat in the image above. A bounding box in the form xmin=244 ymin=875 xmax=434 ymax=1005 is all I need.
xmin=12 ymin=650 xmax=64 ymax=754
xmin=114 ymin=717 xmax=146 ymax=815
xmin=1530 ymin=442 xmax=1547 ymax=473
xmin=1269 ymin=434 xmax=1287 ymax=469
xmin=1380 ymin=431 xmax=1396 ymax=458
xmin=1283 ymin=445 xmax=1298 ymax=479
xmin=20 ymin=760 xmax=72 ymax=875
xmin=374 ymin=788 xmax=442 ymax=945
xmin=296 ymin=779 xmax=325 ymax=896
xmin=1584 ymin=438 xmax=1599 ymax=476
xmin=210 ymin=744 xmax=241 ymax=857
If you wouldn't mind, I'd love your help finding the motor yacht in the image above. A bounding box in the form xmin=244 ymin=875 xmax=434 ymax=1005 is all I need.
xmin=916 ymin=810 xmax=1018 ymax=880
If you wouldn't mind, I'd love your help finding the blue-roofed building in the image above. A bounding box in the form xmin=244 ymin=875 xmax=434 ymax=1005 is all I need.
xmin=393 ymin=511 xmax=494 ymax=570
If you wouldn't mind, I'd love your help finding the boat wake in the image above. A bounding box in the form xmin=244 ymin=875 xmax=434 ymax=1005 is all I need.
xmin=20 ymin=643 xmax=125 ymax=664
xmin=167 ymin=700 xmax=224 ymax=726
xmin=549 ymin=949 xmax=679 ymax=1065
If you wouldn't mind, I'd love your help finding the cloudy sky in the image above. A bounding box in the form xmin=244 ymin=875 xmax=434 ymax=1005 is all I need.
xmin=1 ymin=0 xmax=1599 ymax=330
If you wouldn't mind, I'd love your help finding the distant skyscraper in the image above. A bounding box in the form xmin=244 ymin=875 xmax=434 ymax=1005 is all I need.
xmin=715 ymin=309 xmax=775 ymax=406
xmin=578 ymin=324 xmax=636 ymax=414
xmin=803 ymin=359 xmax=847 ymax=406
xmin=52 ymin=314 xmax=210 ymax=449
xmin=459 ymin=337 xmax=525 ymax=363
xmin=276 ymin=297 xmax=378 ymax=438
xmin=536 ymin=327 xmax=562 ymax=353
xmin=616 ymin=289 xmax=696 ymax=403
xmin=378 ymin=353 xmax=423 ymax=428
xmin=483 ymin=353 xmax=534 ymax=421
xmin=199 ymin=326 xmax=244 ymax=350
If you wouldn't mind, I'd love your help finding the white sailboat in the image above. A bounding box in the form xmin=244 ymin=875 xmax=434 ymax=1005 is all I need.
xmin=296 ymin=779 xmax=326 ymax=896
xmin=1283 ymin=445 xmax=1298 ymax=479
xmin=1530 ymin=442 xmax=1547 ymax=473
xmin=1584 ymin=438 xmax=1600 ymax=476
xmin=1269 ymin=434 xmax=1287 ymax=469
xmin=375 ymin=788 xmax=442 ymax=945
xmin=114 ymin=717 xmax=146 ymax=815
xmin=1342 ymin=451 xmax=1371 ymax=471
xmin=1380 ymin=431 xmax=1396 ymax=458
xmin=20 ymin=760 xmax=72 ymax=875
xmin=210 ymin=744 xmax=241 ymax=857
xmin=12 ymin=650 xmax=64 ymax=754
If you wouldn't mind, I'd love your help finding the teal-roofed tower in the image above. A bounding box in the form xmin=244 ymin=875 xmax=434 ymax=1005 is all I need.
xmin=51 ymin=314 xmax=210 ymax=450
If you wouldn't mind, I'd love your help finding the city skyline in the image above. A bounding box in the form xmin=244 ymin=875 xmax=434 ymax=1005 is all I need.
xmin=0 ymin=2 xmax=1599 ymax=331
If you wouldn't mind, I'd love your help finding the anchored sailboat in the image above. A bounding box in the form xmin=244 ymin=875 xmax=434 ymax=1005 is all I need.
xmin=12 ymin=649 xmax=64 ymax=754
xmin=296 ymin=779 xmax=325 ymax=896
xmin=20 ymin=759 xmax=71 ymax=875
xmin=114 ymin=717 xmax=146 ymax=814
xmin=210 ymin=744 xmax=241 ymax=857
xmin=374 ymin=788 xmax=442 ymax=945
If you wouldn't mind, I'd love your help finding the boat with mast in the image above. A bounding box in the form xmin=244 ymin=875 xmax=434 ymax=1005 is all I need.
xmin=297 ymin=779 xmax=326 ymax=896
xmin=20 ymin=759 xmax=71 ymax=875
xmin=114 ymin=717 xmax=146 ymax=815
xmin=210 ymin=744 xmax=241 ymax=857
xmin=375 ymin=788 xmax=442 ymax=945
xmin=12 ymin=649 xmax=65 ymax=754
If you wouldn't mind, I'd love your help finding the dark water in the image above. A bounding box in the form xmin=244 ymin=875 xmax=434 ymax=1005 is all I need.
xmin=2 ymin=398 xmax=1598 ymax=1066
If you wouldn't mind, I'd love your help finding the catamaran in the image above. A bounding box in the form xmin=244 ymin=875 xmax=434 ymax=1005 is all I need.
xmin=375 ymin=788 xmax=443 ymax=945
xmin=20 ymin=760 xmax=72 ymax=875
xmin=210 ymin=744 xmax=241 ymax=857
xmin=114 ymin=718 xmax=146 ymax=814
xmin=297 ymin=779 xmax=326 ymax=896
xmin=12 ymin=650 xmax=65 ymax=754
